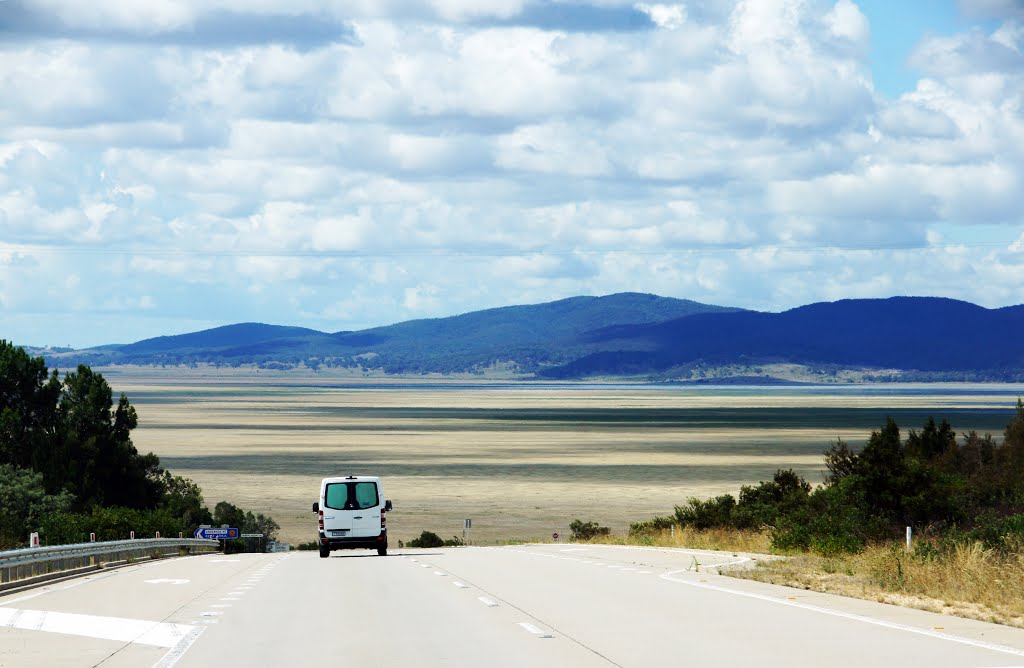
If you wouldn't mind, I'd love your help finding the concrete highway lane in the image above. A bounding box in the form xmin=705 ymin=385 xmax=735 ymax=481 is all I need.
xmin=3 ymin=545 xmax=1024 ymax=667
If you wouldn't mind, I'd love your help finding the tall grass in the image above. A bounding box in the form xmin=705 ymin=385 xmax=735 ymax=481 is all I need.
xmin=734 ymin=540 xmax=1024 ymax=628
xmin=593 ymin=529 xmax=1024 ymax=627
xmin=584 ymin=526 xmax=773 ymax=554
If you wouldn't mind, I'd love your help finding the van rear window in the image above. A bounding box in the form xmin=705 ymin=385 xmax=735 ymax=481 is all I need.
xmin=325 ymin=482 xmax=379 ymax=510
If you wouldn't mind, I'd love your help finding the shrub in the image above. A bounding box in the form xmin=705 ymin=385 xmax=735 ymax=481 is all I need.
xmin=964 ymin=513 xmax=1024 ymax=553
xmin=674 ymin=495 xmax=736 ymax=529
xmin=629 ymin=515 xmax=675 ymax=536
xmin=569 ymin=519 xmax=610 ymax=540
xmin=407 ymin=530 xmax=445 ymax=548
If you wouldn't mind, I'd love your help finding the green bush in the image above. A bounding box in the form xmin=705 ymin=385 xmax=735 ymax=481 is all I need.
xmin=629 ymin=515 xmax=675 ymax=536
xmin=570 ymin=519 xmax=610 ymax=540
xmin=39 ymin=506 xmax=185 ymax=545
xmin=964 ymin=513 xmax=1024 ymax=553
xmin=674 ymin=495 xmax=736 ymax=529
xmin=407 ymin=530 xmax=445 ymax=548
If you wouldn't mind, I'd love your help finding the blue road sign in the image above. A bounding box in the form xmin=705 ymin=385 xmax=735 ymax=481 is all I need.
xmin=194 ymin=527 xmax=239 ymax=539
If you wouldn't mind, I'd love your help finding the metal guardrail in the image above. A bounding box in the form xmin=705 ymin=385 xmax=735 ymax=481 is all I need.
xmin=0 ymin=538 xmax=221 ymax=589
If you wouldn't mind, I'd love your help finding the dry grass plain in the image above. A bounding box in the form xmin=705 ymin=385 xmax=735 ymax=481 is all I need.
xmin=102 ymin=367 xmax=1022 ymax=547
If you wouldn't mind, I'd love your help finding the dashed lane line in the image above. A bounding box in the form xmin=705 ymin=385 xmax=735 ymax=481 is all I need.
xmin=518 ymin=622 xmax=553 ymax=638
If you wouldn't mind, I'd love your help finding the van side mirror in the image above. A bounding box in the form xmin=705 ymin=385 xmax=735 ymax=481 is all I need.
xmin=311 ymin=502 xmax=319 ymax=513
xmin=384 ymin=500 xmax=393 ymax=512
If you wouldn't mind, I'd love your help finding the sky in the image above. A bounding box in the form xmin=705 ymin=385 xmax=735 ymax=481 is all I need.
xmin=1 ymin=0 xmax=1023 ymax=348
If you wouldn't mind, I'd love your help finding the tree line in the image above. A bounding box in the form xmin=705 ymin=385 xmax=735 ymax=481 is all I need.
xmin=632 ymin=406 xmax=1024 ymax=555
xmin=0 ymin=340 xmax=278 ymax=549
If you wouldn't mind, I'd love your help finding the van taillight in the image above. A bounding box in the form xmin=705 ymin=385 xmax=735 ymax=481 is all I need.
xmin=381 ymin=511 xmax=386 ymax=529
xmin=318 ymin=510 xmax=324 ymax=530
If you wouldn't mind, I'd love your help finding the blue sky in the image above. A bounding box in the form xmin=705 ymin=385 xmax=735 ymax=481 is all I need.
xmin=1 ymin=0 xmax=1023 ymax=348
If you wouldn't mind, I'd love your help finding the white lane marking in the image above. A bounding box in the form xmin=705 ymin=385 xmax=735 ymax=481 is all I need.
xmin=478 ymin=597 xmax=498 ymax=607
xmin=635 ymin=571 xmax=652 ymax=574
xmin=409 ymin=559 xmax=418 ymax=562
xmin=433 ymin=572 xmax=446 ymax=576
xmin=145 ymin=579 xmax=190 ymax=585
xmin=621 ymin=568 xmax=637 ymax=572
xmin=605 ymin=565 xmax=622 ymax=569
xmin=453 ymin=582 xmax=469 ymax=589
xmin=0 ymin=607 xmax=195 ymax=648
xmin=580 ymin=561 xmax=595 ymax=564
xmin=220 ymin=597 xmax=241 ymax=602
xmin=210 ymin=604 xmax=232 ymax=608
xmin=420 ymin=564 xmax=431 ymax=568
xmin=153 ymin=625 xmax=205 ymax=668
xmin=518 ymin=622 xmax=553 ymax=638
xmin=199 ymin=612 xmax=223 ymax=617
xmin=661 ymin=570 xmax=1024 ymax=658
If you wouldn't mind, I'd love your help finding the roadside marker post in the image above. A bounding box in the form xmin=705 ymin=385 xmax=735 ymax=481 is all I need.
xmin=130 ymin=531 xmax=135 ymax=540
xmin=89 ymin=533 xmax=96 ymax=542
xmin=906 ymin=526 xmax=912 ymax=552
xmin=463 ymin=519 xmax=472 ymax=546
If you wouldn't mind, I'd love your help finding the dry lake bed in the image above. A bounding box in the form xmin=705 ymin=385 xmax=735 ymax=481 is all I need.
xmin=101 ymin=368 xmax=1024 ymax=546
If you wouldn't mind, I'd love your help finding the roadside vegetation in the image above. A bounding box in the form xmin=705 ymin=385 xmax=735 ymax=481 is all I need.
xmin=0 ymin=340 xmax=278 ymax=550
xmin=581 ymin=405 xmax=1024 ymax=626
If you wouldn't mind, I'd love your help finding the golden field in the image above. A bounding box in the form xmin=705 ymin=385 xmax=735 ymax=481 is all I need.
xmin=102 ymin=367 xmax=1021 ymax=547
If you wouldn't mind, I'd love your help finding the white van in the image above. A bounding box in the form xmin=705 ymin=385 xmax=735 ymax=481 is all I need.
xmin=312 ymin=475 xmax=393 ymax=558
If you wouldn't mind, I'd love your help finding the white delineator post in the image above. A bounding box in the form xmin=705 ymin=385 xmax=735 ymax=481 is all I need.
xmin=906 ymin=526 xmax=912 ymax=552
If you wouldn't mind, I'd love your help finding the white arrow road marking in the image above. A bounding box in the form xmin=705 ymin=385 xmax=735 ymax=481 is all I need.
xmin=0 ymin=607 xmax=195 ymax=648
xmin=144 ymin=579 xmax=190 ymax=585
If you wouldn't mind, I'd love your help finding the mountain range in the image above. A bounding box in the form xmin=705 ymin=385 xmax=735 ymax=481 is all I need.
xmin=31 ymin=293 xmax=1024 ymax=381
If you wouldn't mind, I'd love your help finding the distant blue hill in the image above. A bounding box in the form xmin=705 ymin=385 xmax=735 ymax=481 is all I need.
xmin=540 ymin=297 xmax=1024 ymax=379
xmin=39 ymin=294 xmax=1024 ymax=380
xmin=121 ymin=323 xmax=327 ymax=354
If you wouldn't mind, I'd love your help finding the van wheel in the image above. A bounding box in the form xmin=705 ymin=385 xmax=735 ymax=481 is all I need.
xmin=319 ymin=546 xmax=330 ymax=558
xmin=377 ymin=543 xmax=388 ymax=556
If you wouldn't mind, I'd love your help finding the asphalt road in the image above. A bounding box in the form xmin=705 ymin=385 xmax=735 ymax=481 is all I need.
xmin=2 ymin=544 xmax=1024 ymax=667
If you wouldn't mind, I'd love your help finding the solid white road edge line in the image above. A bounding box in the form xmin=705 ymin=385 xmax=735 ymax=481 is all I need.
xmin=660 ymin=570 xmax=1024 ymax=658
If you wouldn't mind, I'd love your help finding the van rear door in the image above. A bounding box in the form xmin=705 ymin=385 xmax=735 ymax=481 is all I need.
xmin=322 ymin=482 xmax=355 ymax=534
xmin=350 ymin=481 xmax=382 ymax=536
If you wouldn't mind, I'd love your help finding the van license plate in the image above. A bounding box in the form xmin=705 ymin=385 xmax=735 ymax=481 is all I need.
xmin=330 ymin=530 xmax=349 ymax=537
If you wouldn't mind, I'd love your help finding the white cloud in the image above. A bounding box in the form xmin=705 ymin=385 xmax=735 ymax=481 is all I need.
xmin=1 ymin=1 xmax=1022 ymax=346
xmin=824 ymin=0 xmax=868 ymax=45
xmin=636 ymin=3 xmax=687 ymax=30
